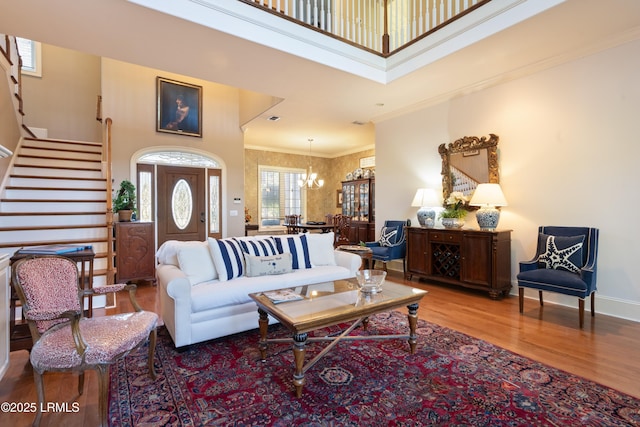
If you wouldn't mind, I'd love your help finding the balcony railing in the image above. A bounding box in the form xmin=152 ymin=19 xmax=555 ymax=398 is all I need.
xmin=242 ymin=0 xmax=490 ymax=55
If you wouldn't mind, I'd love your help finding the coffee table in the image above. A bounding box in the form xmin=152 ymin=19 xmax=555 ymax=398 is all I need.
xmin=249 ymin=279 xmax=428 ymax=397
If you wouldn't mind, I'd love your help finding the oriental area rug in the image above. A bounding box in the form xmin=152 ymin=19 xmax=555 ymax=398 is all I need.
xmin=109 ymin=311 xmax=640 ymax=426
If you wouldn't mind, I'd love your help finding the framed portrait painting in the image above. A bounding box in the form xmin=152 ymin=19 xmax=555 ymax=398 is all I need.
xmin=156 ymin=77 xmax=202 ymax=137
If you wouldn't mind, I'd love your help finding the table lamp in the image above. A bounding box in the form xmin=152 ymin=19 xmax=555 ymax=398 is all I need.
xmin=469 ymin=183 xmax=508 ymax=230
xmin=411 ymin=188 xmax=439 ymax=228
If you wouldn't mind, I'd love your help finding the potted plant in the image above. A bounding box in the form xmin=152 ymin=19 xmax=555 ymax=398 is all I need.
xmin=113 ymin=180 xmax=137 ymax=222
xmin=439 ymin=191 xmax=469 ymax=228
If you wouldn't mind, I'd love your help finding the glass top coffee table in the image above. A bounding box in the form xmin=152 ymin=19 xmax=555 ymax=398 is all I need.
xmin=249 ymin=279 xmax=428 ymax=397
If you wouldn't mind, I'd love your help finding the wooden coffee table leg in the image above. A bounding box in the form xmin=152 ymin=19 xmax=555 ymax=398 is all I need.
xmin=292 ymin=332 xmax=308 ymax=397
xmin=258 ymin=308 xmax=269 ymax=360
xmin=407 ymin=303 xmax=419 ymax=354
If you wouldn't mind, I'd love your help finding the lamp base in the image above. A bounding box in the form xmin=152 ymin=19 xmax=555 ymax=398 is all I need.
xmin=476 ymin=206 xmax=500 ymax=230
xmin=416 ymin=208 xmax=435 ymax=228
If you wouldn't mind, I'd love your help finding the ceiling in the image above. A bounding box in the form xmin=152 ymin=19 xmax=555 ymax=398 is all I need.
xmin=1 ymin=0 xmax=640 ymax=157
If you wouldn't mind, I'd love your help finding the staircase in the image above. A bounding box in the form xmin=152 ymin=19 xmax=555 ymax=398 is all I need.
xmin=0 ymin=136 xmax=112 ymax=304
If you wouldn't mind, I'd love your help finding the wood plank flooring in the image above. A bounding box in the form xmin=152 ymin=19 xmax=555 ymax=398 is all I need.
xmin=1 ymin=273 xmax=639 ymax=426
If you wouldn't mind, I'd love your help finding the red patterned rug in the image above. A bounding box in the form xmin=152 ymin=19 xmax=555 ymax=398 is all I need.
xmin=109 ymin=311 xmax=640 ymax=426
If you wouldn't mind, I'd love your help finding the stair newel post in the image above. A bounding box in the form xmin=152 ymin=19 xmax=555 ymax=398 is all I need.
xmin=105 ymin=117 xmax=115 ymax=286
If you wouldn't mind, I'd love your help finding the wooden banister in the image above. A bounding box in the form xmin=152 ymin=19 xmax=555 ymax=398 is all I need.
xmin=105 ymin=117 xmax=115 ymax=286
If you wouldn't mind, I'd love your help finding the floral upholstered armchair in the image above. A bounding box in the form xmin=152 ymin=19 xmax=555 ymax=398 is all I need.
xmin=365 ymin=220 xmax=409 ymax=272
xmin=11 ymin=255 xmax=158 ymax=427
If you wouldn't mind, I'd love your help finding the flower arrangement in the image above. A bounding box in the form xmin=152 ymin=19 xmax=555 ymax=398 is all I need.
xmin=244 ymin=207 xmax=252 ymax=223
xmin=439 ymin=191 xmax=469 ymax=219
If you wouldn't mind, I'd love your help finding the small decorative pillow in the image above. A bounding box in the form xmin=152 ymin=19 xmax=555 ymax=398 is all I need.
xmin=379 ymin=226 xmax=402 ymax=247
xmin=239 ymin=237 xmax=279 ymax=257
xmin=537 ymin=233 xmax=585 ymax=273
xmin=245 ymin=253 xmax=293 ymax=277
xmin=207 ymin=238 xmax=245 ymax=281
xmin=306 ymin=232 xmax=337 ymax=267
xmin=176 ymin=244 xmax=217 ymax=285
xmin=274 ymin=234 xmax=312 ymax=269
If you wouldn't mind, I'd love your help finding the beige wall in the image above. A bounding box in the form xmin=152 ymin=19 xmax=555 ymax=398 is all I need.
xmin=0 ymin=58 xmax=21 ymax=178
xmin=376 ymin=38 xmax=640 ymax=320
xmin=244 ymin=147 xmax=375 ymax=224
xmin=21 ymin=44 xmax=102 ymax=142
xmin=101 ymin=59 xmax=246 ymax=237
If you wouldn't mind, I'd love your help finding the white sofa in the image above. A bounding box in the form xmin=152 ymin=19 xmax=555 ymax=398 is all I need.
xmin=156 ymin=232 xmax=361 ymax=348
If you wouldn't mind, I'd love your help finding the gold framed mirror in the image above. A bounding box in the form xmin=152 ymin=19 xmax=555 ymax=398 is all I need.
xmin=439 ymin=134 xmax=499 ymax=201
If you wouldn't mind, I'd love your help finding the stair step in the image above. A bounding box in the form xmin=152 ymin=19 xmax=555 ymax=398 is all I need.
xmin=11 ymin=166 xmax=104 ymax=179
xmin=0 ymin=237 xmax=109 ymax=250
xmin=24 ymin=137 xmax=102 ymax=149
xmin=20 ymin=147 xmax=102 ymax=161
xmin=5 ymin=188 xmax=106 ymax=200
xmin=0 ymin=223 xmax=108 ymax=232
xmin=16 ymin=156 xmax=101 ymax=169
xmin=0 ymin=201 xmax=107 ymax=213
xmin=7 ymin=175 xmax=107 ymax=191
xmin=21 ymin=143 xmax=101 ymax=156
xmin=0 ymin=227 xmax=108 ymax=242
xmin=0 ymin=214 xmax=106 ymax=227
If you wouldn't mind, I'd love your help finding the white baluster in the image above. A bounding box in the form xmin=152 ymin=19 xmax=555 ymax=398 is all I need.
xmin=326 ymin=0 xmax=332 ymax=33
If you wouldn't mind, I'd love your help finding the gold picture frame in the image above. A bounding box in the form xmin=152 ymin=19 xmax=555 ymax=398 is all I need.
xmin=156 ymin=77 xmax=202 ymax=137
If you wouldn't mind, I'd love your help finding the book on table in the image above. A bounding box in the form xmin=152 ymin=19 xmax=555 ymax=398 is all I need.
xmin=18 ymin=244 xmax=93 ymax=255
xmin=262 ymin=289 xmax=304 ymax=304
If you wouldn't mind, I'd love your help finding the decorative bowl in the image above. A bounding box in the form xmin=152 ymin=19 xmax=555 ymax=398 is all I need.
xmin=355 ymin=269 xmax=386 ymax=294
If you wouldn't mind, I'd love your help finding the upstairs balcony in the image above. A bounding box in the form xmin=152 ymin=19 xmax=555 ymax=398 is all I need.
xmin=242 ymin=0 xmax=490 ymax=55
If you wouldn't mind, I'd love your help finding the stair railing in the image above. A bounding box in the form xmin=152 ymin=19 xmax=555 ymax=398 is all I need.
xmin=104 ymin=117 xmax=115 ymax=286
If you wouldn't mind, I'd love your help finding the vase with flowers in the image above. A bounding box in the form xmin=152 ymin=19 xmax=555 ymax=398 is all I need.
xmin=244 ymin=207 xmax=252 ymax=224
xmin=439 ymin=191 xmax=469 ymax=228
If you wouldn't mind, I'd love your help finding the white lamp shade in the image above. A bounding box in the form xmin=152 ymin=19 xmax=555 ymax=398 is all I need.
xmin=469 ymin=183 xmax=508 ymax=207
xmin=411 ymin=188 xmax=439 ymax=208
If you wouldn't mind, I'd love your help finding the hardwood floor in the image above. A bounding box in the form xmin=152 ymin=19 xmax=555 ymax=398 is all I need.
xmin=1 ymin=274 xmax=639 ymax=426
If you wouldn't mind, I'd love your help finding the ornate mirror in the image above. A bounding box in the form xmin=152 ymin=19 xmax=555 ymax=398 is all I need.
xmin=439 ymin=134 xmax=499 ymax=201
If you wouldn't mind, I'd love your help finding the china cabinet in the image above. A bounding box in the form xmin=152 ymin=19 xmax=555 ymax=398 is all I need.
xmin=341 ymin=178 xmax=375 ymax=243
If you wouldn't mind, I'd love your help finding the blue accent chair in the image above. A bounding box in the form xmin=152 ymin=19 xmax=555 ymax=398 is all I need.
xmin=517 ymin=226 xmax=599 ymax=328
xmin=365 ymin=220 xmax=409 ymax=272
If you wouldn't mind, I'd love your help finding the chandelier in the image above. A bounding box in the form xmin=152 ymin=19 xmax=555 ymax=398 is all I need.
xmin=298 ymin=138 xmax=324 ymax=189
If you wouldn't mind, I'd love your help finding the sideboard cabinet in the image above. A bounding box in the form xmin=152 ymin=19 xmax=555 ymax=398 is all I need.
xmin=115 ymin=222 xmax=156 ymax=284
xmin=405 ymin=227 xmax=511 ymax=299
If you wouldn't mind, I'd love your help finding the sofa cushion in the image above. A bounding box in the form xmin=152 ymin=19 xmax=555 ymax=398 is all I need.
xmin=274 ymin=234 xmax=312 ymax=269
xmin=245 ymin=253 xmax=292 ymax=277
xmin=306 ymin=232 xmax=337 ymax=267
xmin=537 ymin=233 xmax=584 ymax=273
xmin=239 ymin=237 xmax=279 ymax=257
xmin=177 ymin=244 xmax=217 ymax=285
xmin=157 ymin=240 xmax=209 ymax=267
xmin=208 ymin=238 xmax=245 ymax=281
xmin=190 ymin=265 xmax=353 ymax=313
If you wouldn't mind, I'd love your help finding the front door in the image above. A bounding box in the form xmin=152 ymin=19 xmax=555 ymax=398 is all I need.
xmin=157 ymin=165 xmax=206 ymax=245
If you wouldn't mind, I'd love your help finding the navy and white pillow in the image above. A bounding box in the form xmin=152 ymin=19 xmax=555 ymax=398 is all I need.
xmin=274 ymin=234 xmax=312 ymax=269
xmin=207 ymin=238 xmax=245 ymax=281
xmin=379 ymin=226 xmax=403 ymax=247
xmin=239 ymin=237 xmax=279 ymax=257
xmin=537 ymin=233 xmax=585 ymax=273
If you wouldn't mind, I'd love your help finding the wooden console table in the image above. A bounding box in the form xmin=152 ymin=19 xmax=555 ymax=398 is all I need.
xmin=405 ymin=227 xmax=511 ymax=299
xmin=9 ymin=248 xmax=95 ymax=352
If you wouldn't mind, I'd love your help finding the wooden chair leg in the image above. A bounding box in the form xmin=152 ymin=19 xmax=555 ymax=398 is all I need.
xmin=579 ymin=298 xmax=585 ymax=328
xmin=33 ymin=370 xmax=45 ymax=427
xmin=78 ymin=371 xmax=85 ymax=395
xmin=148 ymin=328 xmax=157 ymax=379
xmin=518 ymin=287 xmax=524 ymax=313
xmin=591 ymin=292 xmax=596 ymax=317
xmin=96 ymin=364 xmax=109 ymax=427
xmin=538 ymin=290 xmax=544 ymax=306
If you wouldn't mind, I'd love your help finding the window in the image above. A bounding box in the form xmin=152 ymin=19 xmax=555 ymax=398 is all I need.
xmin=258 ymin=165 xmax=306 ymax=228
xmin=16 ymin=37 xmax=42 ymax=77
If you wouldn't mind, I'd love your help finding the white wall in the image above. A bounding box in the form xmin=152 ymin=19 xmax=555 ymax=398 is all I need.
xmin=376 ymin=39 xmax=640 ymax=321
